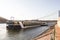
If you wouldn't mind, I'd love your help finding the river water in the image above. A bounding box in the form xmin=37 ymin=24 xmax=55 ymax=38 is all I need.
xmin=0 ymin=23 xmax=49 ymax=40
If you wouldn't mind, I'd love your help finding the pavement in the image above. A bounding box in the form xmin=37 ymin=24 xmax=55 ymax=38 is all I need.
xmin=55 ymin=24 xmax=60 ymax=40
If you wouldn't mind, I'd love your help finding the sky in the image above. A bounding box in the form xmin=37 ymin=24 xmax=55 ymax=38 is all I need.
xmin=0 ymin=0 xmax=59 ymax=20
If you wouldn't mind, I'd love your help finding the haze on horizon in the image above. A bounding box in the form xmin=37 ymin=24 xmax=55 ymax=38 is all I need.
xmin=0 ymin=0 xmax=59 ymax=20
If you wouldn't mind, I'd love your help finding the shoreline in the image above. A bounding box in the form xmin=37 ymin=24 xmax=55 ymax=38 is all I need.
xmin=32 ymin=26 xmax=54 ymax=40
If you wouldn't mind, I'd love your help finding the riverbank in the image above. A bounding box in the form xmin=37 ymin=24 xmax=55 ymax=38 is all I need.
xmin=33 ymin=24 xmax=60 ymax=40
xmin=33 ymin=26 xmax=54 ymax=40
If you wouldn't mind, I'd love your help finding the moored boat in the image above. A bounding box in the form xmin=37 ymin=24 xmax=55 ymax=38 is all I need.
xmin=6 ymin=20 xmax=22 ymax=30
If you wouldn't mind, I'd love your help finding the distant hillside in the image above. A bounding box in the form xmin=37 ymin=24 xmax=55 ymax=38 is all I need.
xmin=0 ymin=17 xmax=8 ymax=23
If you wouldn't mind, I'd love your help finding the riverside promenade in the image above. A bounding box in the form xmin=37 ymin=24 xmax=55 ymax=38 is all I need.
xmin=33 ymin=24 xmax=60 ymax=40
xmin=33 ymin=26 xmax=54 ymax=40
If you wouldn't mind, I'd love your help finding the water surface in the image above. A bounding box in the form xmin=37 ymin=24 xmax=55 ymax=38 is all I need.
xmin=0 ymin=23 xmax=49 ymax=40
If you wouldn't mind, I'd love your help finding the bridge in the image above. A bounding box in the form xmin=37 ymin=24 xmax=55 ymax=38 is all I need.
xmin=21 ymin=11 xmax=58 ymax=28
xmin=6 ymin=11 xmax=58 ymax=29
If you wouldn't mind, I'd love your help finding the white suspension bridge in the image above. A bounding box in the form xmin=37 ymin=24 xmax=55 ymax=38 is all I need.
xmin=7 ymin=11 xmax=59 ymax=29
xmin=19 ymin=11 xmax=58 ymax=28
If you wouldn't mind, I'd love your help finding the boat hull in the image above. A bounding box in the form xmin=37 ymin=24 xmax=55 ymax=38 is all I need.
xmin=6 ymin=25 xmax=22 ymax=30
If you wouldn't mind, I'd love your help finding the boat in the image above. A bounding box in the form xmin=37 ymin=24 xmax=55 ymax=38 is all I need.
xmin=40 ymin=22 xmax=48 ymax=26
xmin=6 ymin=20 xmax=22 ymax=30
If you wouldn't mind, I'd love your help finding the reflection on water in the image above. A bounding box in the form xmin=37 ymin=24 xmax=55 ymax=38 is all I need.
xmin=0 ymin=23 xmax=49 ymax=40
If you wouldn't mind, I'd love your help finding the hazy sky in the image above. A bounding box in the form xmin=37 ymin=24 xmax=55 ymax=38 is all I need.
xmin=0 ymin=0 xmax=59 ymax=20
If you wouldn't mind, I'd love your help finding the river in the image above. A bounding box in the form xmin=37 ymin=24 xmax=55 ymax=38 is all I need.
xmin=0 ymin=23 xmax=50 ymax=40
